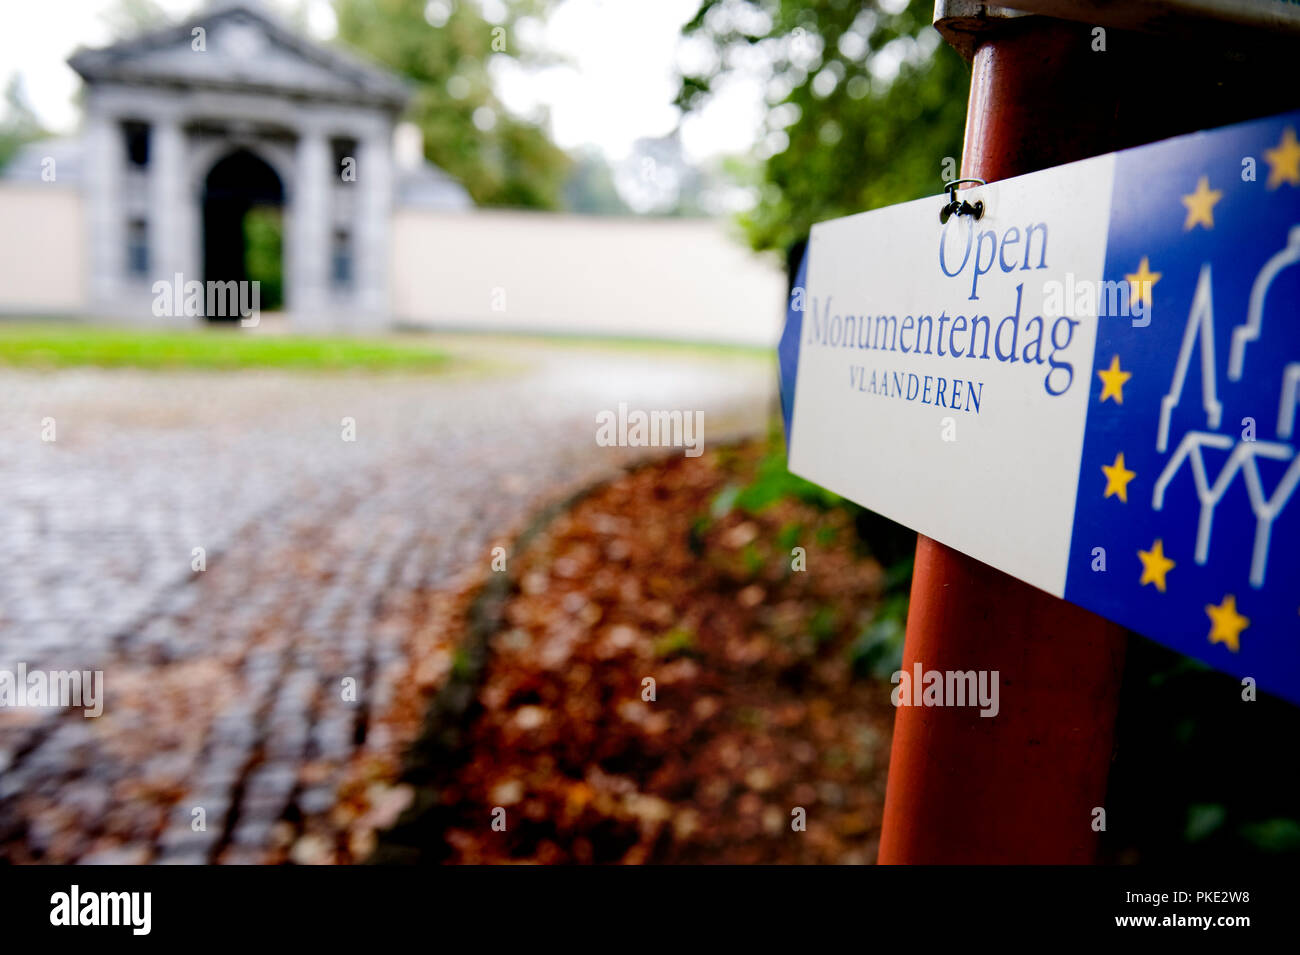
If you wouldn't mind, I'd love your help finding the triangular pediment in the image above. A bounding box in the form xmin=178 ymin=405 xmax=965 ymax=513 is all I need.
xmin=69 ymin=2 xmax=409 ymax=110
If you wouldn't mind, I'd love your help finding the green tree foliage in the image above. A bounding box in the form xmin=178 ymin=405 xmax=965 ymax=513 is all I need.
xmin=564 ymin=148 xmax=632 ymax=215
xmin=243 ymin=206 xmax=284 ymax=310
xmin=100 ymin=0 xmax=169 ymax=39
xmin=334 ymin=0 xmax=569 ymax=209
xmin=0 ymin=76 xmax=46 ymax=174
xmin=676 ymin=0 xmax=968 ymax=253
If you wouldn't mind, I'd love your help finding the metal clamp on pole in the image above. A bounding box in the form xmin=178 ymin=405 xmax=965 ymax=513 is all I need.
xmin=940 ymin=178 xmax=986 ymax=223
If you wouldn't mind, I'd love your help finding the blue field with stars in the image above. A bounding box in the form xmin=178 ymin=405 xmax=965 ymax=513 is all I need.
xmin=1064 ymin=110 xmax=1300 ymax=704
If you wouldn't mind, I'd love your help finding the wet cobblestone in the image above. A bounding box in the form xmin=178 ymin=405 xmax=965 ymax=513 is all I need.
xmin=0 ymin=341 xmax=772 ymax=862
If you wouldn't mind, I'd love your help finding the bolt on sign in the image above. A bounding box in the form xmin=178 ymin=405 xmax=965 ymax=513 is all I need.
xmin=778 ymin=109 xmax=1300 ymax=704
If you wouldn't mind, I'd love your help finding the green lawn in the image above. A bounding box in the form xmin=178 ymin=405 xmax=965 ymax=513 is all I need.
xmin=0 ymin=323 xmax=453 ymax=373
xmin=505 ymin=330 xmax=772 ymax=359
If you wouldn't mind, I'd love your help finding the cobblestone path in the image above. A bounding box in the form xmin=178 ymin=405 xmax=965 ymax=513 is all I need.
xmin=0 ymin=339 xmax=773 ymax=862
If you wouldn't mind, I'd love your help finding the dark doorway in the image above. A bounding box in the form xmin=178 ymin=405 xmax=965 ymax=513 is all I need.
xmin=202 ymin=149 xmax=285 ymax=319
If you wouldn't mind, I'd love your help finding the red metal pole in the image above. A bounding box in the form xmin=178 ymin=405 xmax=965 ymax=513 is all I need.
xmin=877 ymin=19 xmax=1129 ymax=865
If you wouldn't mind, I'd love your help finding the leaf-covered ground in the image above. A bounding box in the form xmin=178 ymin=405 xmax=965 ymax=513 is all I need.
xmin=390 ymin=441 xmax=899 ymax=864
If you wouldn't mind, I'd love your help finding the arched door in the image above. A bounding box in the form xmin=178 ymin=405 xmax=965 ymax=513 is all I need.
xmin=202 ymin=149 xmax=285 ymax=318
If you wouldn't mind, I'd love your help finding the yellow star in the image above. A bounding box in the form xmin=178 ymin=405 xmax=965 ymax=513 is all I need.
xmin=1206 ymin=594 xmax=1249 ymax=652
xmin=1138 ymin=539 xmax=1175 ymax=593
xmin=1264 ymin=126 xmax=1300 ymax=189
xmin=1102 ymin=452 xmax=1136 ymax=502
xmin=1125 ymin=257 xmax=1161 ymax=307
xmin=1097 ymin=355 xmax=1132 ymax=404
xmin=1181 ymin=176 xmax=1222 ymax=230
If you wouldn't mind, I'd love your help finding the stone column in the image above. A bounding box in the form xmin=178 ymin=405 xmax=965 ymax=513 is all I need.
xmin=150 ymin=114 xmax=187 ymax=310
xmin=290 ymin=124 xmax=331 ymax=324
xmin=84 ymin=102 xmax=123 ymax=313
xmin=355 ymin=124 xmax=393 ymax=325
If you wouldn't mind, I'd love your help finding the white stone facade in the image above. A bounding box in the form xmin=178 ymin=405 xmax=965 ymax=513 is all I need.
xmin=0 ymin=2 xmax=787 ymax=345
xmin=62 ymin=1 xmax=426 ymax=329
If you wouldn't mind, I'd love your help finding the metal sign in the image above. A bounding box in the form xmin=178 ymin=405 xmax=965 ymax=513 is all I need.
xmin=779 ymin=108 xmax=1300 ymax=703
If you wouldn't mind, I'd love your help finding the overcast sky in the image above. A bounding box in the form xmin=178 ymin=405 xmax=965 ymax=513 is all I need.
xmin=0 ymin=0 xmax=764 ymax=164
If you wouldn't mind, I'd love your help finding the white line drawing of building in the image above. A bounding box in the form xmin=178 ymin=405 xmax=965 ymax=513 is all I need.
xmin=1229 ymin=225 xmax=1300 ymax=381
xmin=1157 ymin=265 xmax=1221 ymax=453
xmin=1154 ymin=432 xmax=1297 ymax=587
xmin=1152 ymin=225 xmax=1300 ymax=588
xmin=1280 ymin=364 xmax=1300 ymax=440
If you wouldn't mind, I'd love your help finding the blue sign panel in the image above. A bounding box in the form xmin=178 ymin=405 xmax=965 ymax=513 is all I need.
xmin=1064 ymin=111 xmax=1300 ymax=697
